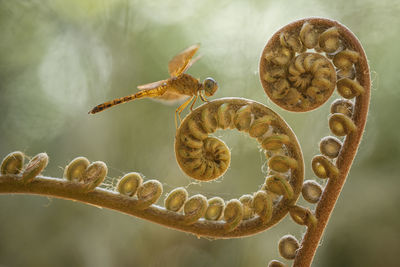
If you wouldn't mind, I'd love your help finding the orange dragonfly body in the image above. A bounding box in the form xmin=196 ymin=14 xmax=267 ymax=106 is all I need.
xmin=89 ymin=44 xmax=218 ymax=126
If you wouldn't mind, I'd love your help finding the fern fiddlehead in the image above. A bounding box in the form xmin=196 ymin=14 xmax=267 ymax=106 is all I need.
xmin=0 ymin=17 xmax=370 ymax=267
xmin=259 ymin=17 xmax=370 ymax=266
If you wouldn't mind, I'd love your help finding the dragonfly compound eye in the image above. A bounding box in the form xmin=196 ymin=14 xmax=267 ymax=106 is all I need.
xmin=203 ymin=77 xmax=218 ymax=96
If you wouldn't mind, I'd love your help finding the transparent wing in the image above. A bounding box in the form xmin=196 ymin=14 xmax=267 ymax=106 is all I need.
xmin=137 ymin=79 xmax=188 ymax=104
xmin=181 ymin=55 xmax=202 ymax=73
xmin=168 ymin=44 xmax=200 ymax=77
xmin=153 ymin=91 xmax=189 ymax=104
xmin=137 ymin=79 xmax=168 ymax=90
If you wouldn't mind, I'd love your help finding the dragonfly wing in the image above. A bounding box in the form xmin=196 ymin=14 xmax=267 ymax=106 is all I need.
xmin=180 ymin=55 xmax=202 ymax=74
xmin=168 ymin=44 xmax=200 ymax=77
xmin=153 ymin=91 xmax=189 ymax=105
xmin=137 ymin=79 xmax=187 ymax=104
xmin=137 ymin=79 xmax=168 ymax=90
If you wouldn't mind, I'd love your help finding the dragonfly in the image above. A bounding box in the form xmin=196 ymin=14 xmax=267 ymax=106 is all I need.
xmin=88 ymin=44 xmax=218 ymax=127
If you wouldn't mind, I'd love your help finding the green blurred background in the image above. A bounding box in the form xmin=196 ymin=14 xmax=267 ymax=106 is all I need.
xmin=0 ymin=0 xmax=399 ymax=266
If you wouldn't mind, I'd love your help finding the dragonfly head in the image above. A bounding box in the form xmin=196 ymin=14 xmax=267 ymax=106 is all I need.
xmin=202 ymin=77 xmax=218 ymax=97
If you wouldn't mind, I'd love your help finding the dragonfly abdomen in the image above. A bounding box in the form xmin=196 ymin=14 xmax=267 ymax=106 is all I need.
xmin=89 ymin=86 xmax=167 ymax=114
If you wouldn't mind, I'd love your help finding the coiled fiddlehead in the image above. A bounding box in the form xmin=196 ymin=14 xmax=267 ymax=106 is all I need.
xmin=0 ymin=17 xmax=370 ymax=267
xmin=259 ymin=18 xmax=370 ymax=267
xmin=175 ymin=98 xmax=303 ymax=182
xmin=174 ymin=97 xmax=304 ymax=235
xmin=260 ymin=19 xmax=366 ymax=113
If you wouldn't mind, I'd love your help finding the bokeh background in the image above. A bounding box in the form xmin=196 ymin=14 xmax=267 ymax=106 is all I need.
xmin=0 ymin=0 xmax=399 ymax=266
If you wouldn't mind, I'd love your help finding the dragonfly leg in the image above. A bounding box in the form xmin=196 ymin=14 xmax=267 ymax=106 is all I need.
xmin=175 ymin=96 xmax=194 ymax=128
xmin=200 ymin=92 xmax=209 ymax=102
xmin=190 ymin=94 xmax=198 ymax=111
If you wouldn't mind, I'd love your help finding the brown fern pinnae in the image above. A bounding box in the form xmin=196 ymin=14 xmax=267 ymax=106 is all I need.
xmin=22 ymin=153 xmax=49 ymax=184
xmin=239 ymin=194 xmax=255 ymax=220
xmin=81 ymin=161 xmax=108 ymax=192
xmin=223 ymin=199 xmax=244 ymax=232
xmin=289 ymin=205 xmax=317 ymax=228
xmin=64 ymin=157 xmax=107 ymax=192
xmin=1 ymin=151 xmax=24 ymax=175
xmin=252 ymin=191 xmax=273 ymax=223
xmin=265 ymin=174 xmax=294 ymax=200
xmin=278 ymin=234 xmax=300 ymax=260
xmin=182 ymin=194 xmax=208 ymax=225
xmin=329 ymin=113 xmax=357 ymax=136
xmin=268 ymin=260 xmax=287 ymax=267
xmin=63 ymin=157 xmax=90 ymax=182
xmin=136 ymin=180 xmax=163 ymax=210
xmin=164 ymin=187 xmax=188 ymax=212
xmin=117 ymin=172 xmax=143 ymax=197
xmin=319 ymin=136 xmax=342 ymax=159
xmin=204 ymin=197 xmax=224 ymax=221
xmin=311 ymin=155 xmax=339 ymax=179
xmin=301 ymin=180 xmax=323 ymax=204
